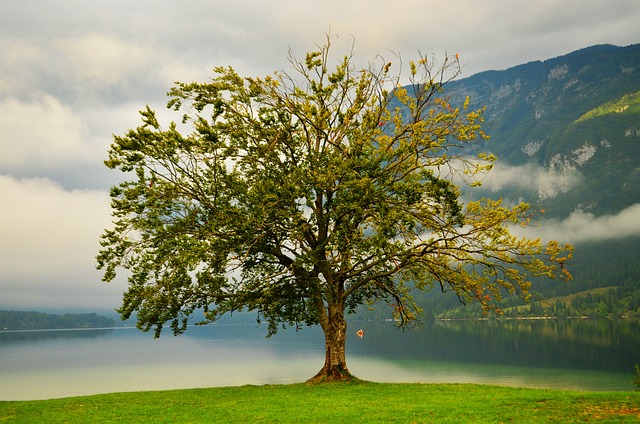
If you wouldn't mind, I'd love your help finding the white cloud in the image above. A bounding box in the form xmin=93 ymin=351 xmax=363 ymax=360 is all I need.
xmin=51 ymin=35 xmax=156 ymax=97
xmin=3 ymin=1 xmax=638 ymax=101
xmin=0 ymin=176 xmax=123 ymax=309
xmin=0 ymin=34 xmax=203 ymax=107
xmin=0 ymin=95 xmax=96 ymax=169
xmin=477 ymin=161 xmax=583 ymax=200
xmin=513 ymin=203 xmax=640 ymax=245
xmin=0 ymin=37 xmax=43 ymax=97
xmin=0 ymin=96 xmax=144 ymax=189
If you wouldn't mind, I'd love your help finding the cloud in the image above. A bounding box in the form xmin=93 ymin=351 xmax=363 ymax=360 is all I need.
xmin=3 ymin=2 xmax=639 ymax=100
xmin=0 ymin=176 xmax=123 ymax=309
xmin=0 ymin=95 xmax=120 ymax=189
xmin=0 ymin=34 xmax=205 ymax=107
xmin=513 ymin=203 xmax=640 ymax=245
xmin=0 ymin=95 xmax=152 ymax=189
xmin=50 ymin=35 xmax=157 ymax=100
xmin=476 ymin=161 xmax=583 ymax=200
xmin=0 ymin=96 xmax=95 ymax=168
xmin=0 ymin=0 xmax=639 ymax=311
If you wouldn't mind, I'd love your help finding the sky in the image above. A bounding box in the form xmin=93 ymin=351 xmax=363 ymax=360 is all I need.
xmin=1 ymin=1 xmax=639 ymax=312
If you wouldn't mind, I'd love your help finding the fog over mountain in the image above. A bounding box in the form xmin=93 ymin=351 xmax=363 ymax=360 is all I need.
xmin=512 ymin=204 xmax=640 ymax=245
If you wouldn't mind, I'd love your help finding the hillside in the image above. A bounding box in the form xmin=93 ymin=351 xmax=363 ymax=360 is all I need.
xmin=0 ymin=310 xmax=115 ymax=330
xmin=394 ymin=44 xmax=640 ymax=318
xmin=447 ymin=43 xmax=640 ymax=218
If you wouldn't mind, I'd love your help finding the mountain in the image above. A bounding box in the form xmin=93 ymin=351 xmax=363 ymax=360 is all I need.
xmin=395 ymin=44 xmax=640 ymax=318
xmin=0 ymin=310 xmax=115 ymax=330
xmin=448 ymin=43 xmax=640 ymax=218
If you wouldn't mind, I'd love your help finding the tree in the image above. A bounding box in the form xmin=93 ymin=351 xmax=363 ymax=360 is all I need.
xmin=97 ymin=35 xmax=572 ymax=383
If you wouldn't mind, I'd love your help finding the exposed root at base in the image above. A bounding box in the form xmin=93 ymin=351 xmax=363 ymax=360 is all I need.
xmin=305 ymin=368 xmax=365 ymax=385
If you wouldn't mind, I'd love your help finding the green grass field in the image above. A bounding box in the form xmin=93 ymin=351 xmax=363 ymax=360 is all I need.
xmin=1 ymin=382 xmax=638 ymax=423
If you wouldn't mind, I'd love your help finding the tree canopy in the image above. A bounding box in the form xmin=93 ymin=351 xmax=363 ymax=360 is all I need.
xmin=97 ymin=36 xmax=572 ymax=382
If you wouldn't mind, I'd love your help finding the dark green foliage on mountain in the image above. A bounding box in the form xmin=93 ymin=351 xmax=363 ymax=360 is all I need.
xmin=379 ymin=45 xmax=640 ymax=319
xmin=447 ymin=44 xmax=640 ymax=316
xmin=0 ymin=310 xmax=115 ymax=330
xmin=421 ymin=238 xmax=640 ymax=319
xmin=447 ymin=43 xmax=640 ymax=218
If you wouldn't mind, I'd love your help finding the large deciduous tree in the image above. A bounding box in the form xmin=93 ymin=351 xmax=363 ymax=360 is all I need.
xmin=97 ymin=36 xmax=572 ymax=382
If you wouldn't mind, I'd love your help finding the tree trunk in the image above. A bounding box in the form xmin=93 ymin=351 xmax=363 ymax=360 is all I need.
xmin=307 ymin=304 xmax=357 ymax=383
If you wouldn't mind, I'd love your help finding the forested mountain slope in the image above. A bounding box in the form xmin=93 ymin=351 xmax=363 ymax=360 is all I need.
xmin=0 ymin=310 xmax=114 ymax=330
xmin=448 ymin=43 xmax=640 ymax=218
xmin=398 ymin=44 xmax=640 ymax=318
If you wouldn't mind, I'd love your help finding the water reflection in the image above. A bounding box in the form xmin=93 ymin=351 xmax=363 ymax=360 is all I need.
xmin=348 ymin=319 xmax=640 ymax=373
xmin=0 ymin=328 xmax=114 ymax=343
xmin=0 ymin=318 xmax=637 ymax=400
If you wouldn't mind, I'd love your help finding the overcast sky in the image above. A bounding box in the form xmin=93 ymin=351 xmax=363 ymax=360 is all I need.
xmin=1 ymin=1 xmax=639 ymax=312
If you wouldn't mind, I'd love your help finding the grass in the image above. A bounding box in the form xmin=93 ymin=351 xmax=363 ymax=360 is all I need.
xmin=575 ymin=91 xmax=640 ymax=123
xmin=1 ymin=382 xmax=638 ymax=423
xmin=505 ymin=286 xmax=617 ymax=315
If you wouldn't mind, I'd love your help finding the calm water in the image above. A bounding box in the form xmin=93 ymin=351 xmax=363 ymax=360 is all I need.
xmin=0 ymin=318 xmax=638 ymax=400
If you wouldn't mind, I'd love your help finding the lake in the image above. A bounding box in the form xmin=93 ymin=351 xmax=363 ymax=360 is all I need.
xmin=0 ymin=318 xmax=638 ymax=400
